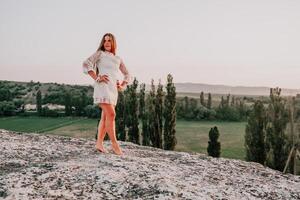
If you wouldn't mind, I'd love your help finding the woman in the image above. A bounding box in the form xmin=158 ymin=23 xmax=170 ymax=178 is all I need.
xmin=82 ymin=33 xmax=131 ymax=155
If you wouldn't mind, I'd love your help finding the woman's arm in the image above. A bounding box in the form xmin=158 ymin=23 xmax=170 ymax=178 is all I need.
xmin=82 ymin=51 xmax=101 ymax=80
xmin=119 ymin=59 xmax=131 ymax=86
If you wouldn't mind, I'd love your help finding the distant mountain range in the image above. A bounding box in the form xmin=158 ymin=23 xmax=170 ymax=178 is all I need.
xmin=145 ymin=82 xmax=300 ymax=96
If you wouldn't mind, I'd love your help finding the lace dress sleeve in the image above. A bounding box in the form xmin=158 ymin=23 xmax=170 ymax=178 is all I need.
xmin=82 ymin=51 xmax=101 ymax=74
xmin=119 ymin=58 xmax=131 ymax=83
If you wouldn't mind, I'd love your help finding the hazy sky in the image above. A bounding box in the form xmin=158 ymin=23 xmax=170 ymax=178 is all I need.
xmin=0 ymin=0 xmax=299 ymax=88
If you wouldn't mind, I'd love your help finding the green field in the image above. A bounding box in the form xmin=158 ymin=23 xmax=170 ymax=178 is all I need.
xmin=0 ymin=116 xmax=247 ymax=160
xmin=175 ymin=120 xmax=246 ymax=160
xmin=0 ymin=116 xmax=91 ymax=133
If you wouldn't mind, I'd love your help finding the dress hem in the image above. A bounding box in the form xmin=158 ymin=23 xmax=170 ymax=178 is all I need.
xmin=93 ymin=97 xmax=116 ymax=106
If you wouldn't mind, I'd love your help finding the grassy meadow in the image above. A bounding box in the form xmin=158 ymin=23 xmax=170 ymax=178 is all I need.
xmin=0 ymin=116 xmax=247 ymax=160
xmin=175 ymin=120 xmax=246 ymax=160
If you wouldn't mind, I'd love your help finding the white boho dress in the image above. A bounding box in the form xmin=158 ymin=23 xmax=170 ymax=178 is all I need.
xmin=82 ymin=50 xmax=131 ymax=106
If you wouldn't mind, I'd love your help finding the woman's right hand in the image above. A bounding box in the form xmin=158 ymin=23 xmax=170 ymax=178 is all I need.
xmin=95 ymin=75 xmax=109 ymax=83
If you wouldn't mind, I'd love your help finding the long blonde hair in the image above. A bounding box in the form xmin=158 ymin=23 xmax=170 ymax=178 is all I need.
xmin=95 ymin=33 xmax=117 ymax=75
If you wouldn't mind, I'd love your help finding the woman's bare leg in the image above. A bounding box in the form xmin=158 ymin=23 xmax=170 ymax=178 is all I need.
xmin=100 ymin=103 xmax=123 ymax=155
xmin=95 ymin=109 xmax=108 ymax=153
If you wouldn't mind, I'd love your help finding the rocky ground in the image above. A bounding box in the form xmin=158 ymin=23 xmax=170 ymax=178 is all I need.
xmin=0 ymin=129 xmax=299 ymax=200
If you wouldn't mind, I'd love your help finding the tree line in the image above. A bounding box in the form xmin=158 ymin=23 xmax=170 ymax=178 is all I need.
xmin=177 ymin=93 xmax=250 ymax=121
xmin=113 ymin=74 xmax=177 ymax=150
xmin=1 ymin=80 xmax=250 ymax=122
xmin=245 ymin=87 xmax=299 ymax=174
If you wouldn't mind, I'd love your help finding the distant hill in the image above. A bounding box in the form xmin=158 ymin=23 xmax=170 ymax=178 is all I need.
xmin=174 ymin=83 xmax=300 ymax=96
xmin=145 ymin=82 xmax=300 ymax=96
xmin=0 ymin=80 xmax=93 ymax=104
xmin=2 ymin=80 xmax=299 ymax=98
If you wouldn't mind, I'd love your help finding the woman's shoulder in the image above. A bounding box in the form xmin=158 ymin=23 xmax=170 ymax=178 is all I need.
xmin=92 ymin=50 xmax=102 ymax=59
xmin=115 ymin=55 xmax=122 ymax=61
xmin=99 ymin=50 xmax=105 ymax=56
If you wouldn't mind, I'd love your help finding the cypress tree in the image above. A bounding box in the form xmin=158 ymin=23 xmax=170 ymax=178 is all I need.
xmin=148 ymin=79 xmax=156 ymax=147
xmin=266 ymin=87 xmax=289 ymax=171
xmin=207 ymin=126 xmax=221 ymax=157
xmin=200 ymin=91 xmax=205 ymax=106
xmin=163 ymin=74 xmax=177 ymax=150
xmin=36 ymin=90 xmax=42 ymax=116
xmin=238 ymin=99 xmax=246 ymax=119
xmin=139 ymin=83 xmax=150 ymax=146
xmin=184 ymin=96 xmax=189 ymax=114
xmin=207 ymin=93 xmax=212 ymax=109
xmin=124 ymin=86 xmax=130 ymax=141
xmin=126 ymin=78 xmax=140 ymax=144
xmin=154 ymin=80 xmax=164 ymax=148
xmin=231 ymin=96 xmax=235 ymax=107
xmin=226 ymin=94 xmax=230 ymax=107
xmin=116 ymin=90 xmax=126 ymax=141
xmin=285 ymin=97 xmax=297 ymax=174
xmin=220 ymin=96 xmax=225 ymax=108
xmin=245 ymin=100 xmax=267 ymax=165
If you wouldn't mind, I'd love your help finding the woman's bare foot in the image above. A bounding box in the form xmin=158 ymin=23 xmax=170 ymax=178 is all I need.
xmin=95 ymin=142 xmax=107 ymax=153
xmin=111 ymin=142 xmax=123 ymax=155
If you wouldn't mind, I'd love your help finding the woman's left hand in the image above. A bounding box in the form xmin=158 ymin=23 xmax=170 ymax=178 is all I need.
xmin=116 ymin=81 xmax=126 ymax=91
